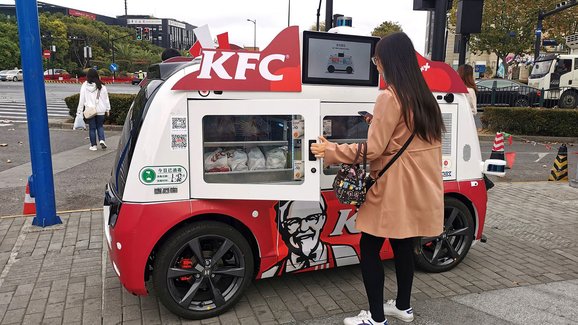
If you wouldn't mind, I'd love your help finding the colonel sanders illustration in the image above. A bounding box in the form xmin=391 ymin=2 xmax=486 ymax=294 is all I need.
xmin=261 ymin=197 xmax=359 ymax=278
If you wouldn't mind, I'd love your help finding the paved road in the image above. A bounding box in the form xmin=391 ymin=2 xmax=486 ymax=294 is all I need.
xmin=0 ymin=182 xmax=576 ymax=324
xmin=0 ymin=82 xmax=138 ymax=123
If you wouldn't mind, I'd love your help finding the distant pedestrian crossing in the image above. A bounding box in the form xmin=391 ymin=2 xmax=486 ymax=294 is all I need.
xmin=0 ymin=99 xmax=70 ymax=123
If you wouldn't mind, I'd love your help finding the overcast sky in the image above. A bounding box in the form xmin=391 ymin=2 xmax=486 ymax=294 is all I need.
xmin=1 ymin=0 xmax=428 ymax=53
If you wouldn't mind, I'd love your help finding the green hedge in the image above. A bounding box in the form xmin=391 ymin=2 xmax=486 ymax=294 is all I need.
xmin=481 ymin=107 xmax=578 ymax=137
xmin=66 ymin=93 xmax=137 ymax=125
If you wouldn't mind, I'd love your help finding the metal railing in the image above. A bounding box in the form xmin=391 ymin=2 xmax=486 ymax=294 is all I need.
xmin=476 ymin=85 xmax=576 ymax=109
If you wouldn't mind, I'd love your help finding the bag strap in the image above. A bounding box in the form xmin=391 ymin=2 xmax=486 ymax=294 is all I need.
xmin=376 ymin=133 xmax=416 ymax=179
xmin=352 ymin=142 xmax=363 ymax=166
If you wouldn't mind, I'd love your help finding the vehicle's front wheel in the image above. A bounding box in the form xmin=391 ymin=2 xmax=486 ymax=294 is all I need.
xmin=414 ymin=197 xmax=475 ymax=273
xmin=327 ymin=65 xmax=335 ymax=73
xmin=12 ymin=76 xmax=18 ymax=82
xmin=153 ymin=221 xmax=254 ymax=319
xmin=559 ymin=90 xmax=578 ymax=109
xmin=346 ymin=67 xmax=353 ymax=74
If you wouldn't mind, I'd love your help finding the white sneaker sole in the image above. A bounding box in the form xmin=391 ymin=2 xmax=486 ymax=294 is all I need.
xmin=383 ymin=312 xmax=413 ymax=323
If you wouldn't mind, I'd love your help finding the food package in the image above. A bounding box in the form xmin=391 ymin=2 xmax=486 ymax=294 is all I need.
xmin=247 ymin=147 xmax=266 ymax=170
xmin=265 ymin=146 xmax=287 ymax=169
xmin=226 ymin=149 xmax=249 ymax=171
xmin=204 ymin=148 xmax=230 ymax=172
xmin=292 ymin=119 xmax=304 ymax=139
xmin=294 ymin=160 xmax=304 ymax=180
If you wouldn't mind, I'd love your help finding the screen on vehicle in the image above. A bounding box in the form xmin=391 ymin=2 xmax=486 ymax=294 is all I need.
xmin=302 ymin=31 xmax=379 ymax=86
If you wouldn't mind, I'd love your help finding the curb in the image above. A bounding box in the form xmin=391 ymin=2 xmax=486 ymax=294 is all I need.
xmin=478 ymin=134 xmax=578 ymax=144
xmin=48 ymin=120 xmax=124 ymax=131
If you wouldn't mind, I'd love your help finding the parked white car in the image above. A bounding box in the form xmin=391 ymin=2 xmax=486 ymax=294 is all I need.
xmin=0 ymin=69 xmax=23 ymax=82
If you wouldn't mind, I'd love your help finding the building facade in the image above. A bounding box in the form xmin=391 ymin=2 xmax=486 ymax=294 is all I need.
xmin=118 ymin=15 xmax=196 ymax=51
xmin=0 ymin=2 xmax=196 ymax=50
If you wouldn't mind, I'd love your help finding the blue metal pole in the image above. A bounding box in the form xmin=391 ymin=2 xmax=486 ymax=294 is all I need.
xmin=15 ymin=0 xmax=61 ymax=227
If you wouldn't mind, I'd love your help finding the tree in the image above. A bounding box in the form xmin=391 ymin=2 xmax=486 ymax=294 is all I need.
xmin=309 ymin=22 xmax=325 ymax=32
xmin=462 ymin=0 xmax=540 ymax=75
xmin=0 ymin=12 xmax=164 ymax=73
xmin=450 ymin=0 xmax=578 ymax=74
xmin=371 ymin=21 xmax=403 ymax=37
xmin=0 ymin=17 xmax=20 ymax=69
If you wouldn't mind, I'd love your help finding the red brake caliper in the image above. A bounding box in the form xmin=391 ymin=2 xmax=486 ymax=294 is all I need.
xmin=178 ymin=258 xmax=193 ymax=281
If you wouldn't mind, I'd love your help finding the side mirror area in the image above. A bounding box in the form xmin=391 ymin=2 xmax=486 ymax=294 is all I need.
xmin=482 ymin=159 xmax=506 ymax=177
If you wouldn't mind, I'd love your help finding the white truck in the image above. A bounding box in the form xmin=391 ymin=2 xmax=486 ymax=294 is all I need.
xmin=528 ymin=34 xmax=578 ymax=108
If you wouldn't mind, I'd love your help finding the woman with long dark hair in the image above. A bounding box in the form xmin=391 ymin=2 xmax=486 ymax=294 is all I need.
xmin=311 ymin=32 xmax=445 ymax=325
xmin=457 ymin=64 xmax=478 ymax=115
xmin=76 ymin=68 xmax=111 ymax=150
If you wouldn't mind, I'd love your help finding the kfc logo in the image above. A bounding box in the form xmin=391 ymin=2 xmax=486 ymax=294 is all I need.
xmin=197 ymin=51 xmax=286 ymax=81
xmin=260 ymin=197 xmax=359 ymax=278
xmin=173 ymin=26 xmax=301 ymax=92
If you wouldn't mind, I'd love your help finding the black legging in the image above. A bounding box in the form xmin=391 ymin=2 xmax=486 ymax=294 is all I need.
xmin=360 ymin=232 xmax=415 ymax=322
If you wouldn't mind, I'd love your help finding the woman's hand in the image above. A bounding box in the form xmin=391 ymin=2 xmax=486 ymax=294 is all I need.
xmin=310 ymin=136 xmax=330 ymax=158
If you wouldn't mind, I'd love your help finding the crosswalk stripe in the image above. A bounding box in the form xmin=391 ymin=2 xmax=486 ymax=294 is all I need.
xmin=0 ymin=100 xmax=70 ymax=122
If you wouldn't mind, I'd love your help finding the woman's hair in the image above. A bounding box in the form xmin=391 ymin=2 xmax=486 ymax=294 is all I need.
xmin=374 ymin=32 xmax=445 ymax=143
xmin=86 ymin=68 xmax=103 ymax=90
xmin=457 ymin=64 xmax=477 ymax=92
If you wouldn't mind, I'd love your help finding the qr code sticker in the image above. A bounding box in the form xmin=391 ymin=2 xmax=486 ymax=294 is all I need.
xmin=171 ymin=134 xmax=188 ymax=150
xmin=171 ymin=117 xmax=187 ymax=130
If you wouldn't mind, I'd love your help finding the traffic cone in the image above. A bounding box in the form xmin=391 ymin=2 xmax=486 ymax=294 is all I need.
xmin=548 ymin=144 xmax=568 ymax=181
xmin=490 ymin=132 xmax=506 ymax=160
xmin=22 ymin=181 xmax=36 ymax=215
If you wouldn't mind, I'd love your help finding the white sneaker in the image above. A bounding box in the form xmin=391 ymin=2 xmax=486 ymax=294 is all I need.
xmin=343 ymin=310 xmax=388 ymax=325
xmin=99 ymin=140 xmax=107 ymax=149
xmin=383 ymin=300 xmax=414 ymax=322
xmin=89 ymin=145 xmax=97 ymax=151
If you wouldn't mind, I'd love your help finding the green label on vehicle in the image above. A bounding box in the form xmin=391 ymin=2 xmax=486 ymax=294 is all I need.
xmin=141 ymin=168 xmax=156 ymax=183
xmin=139 ymin=165 xmax=187 ymax=185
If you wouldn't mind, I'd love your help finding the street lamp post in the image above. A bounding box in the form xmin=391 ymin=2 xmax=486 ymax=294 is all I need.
xmin=288 ymin=0 xmax=291 ymax=26
xmin=247 ymin=19 xmax=256 ymax=50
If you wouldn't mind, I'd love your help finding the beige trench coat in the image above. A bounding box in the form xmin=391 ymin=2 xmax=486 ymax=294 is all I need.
xmin=324 ymin=89 xmax=444 ymax=239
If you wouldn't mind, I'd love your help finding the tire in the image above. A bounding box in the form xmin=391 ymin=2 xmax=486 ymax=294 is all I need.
xmin=12 ymin=77 xmax=18 ymax=82
xmin=414 ymin=197 xmax=475 ymax=273
xmin=512 ymin=97 xmax=529 ymax=107
xmin=327 ymin=65 xmax=335 ymax=73
xmin=153 ymin=221 xmax=254 ymax=319
xmin=346 ymin=67 xmax=353 ymax=74
xmin=559 ymin=90 xmax=578 ymax=109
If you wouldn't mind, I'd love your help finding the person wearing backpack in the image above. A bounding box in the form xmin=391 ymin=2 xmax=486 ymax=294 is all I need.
xmin=76 ymin=68 xmax=111 ymax=151
xmin=310 ymin=32 xmax=445 ymax=325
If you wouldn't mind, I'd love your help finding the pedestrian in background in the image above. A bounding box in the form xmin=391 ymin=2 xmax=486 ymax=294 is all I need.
xmin=76 ymin=68 xmax=111 ymax=151
xmin=311 ymin=32 xmax=444 ymax=325
xmin=457 ymin=64 xmax=478 ymax=116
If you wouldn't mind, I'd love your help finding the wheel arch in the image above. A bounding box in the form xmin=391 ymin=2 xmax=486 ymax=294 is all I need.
xmin=145 ymin=213 xmax=261 ymax=282
xmin=444 ymin=192 xmax=479 ymax=238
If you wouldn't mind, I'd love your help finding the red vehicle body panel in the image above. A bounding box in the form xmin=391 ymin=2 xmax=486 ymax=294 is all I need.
xmin=108 ymin=180 xmax=487 ymax=296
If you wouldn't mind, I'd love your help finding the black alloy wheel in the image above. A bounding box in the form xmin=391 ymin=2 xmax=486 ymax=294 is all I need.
xmin=327 ymin=65 xmax=335 ymax=73
xmin=414 ymin=197 xmax=475 ymax=273
xmin=346 ymin=67 xmax=353 ymax=74
xmin=153 ymin=222 xmax=254 ymax=319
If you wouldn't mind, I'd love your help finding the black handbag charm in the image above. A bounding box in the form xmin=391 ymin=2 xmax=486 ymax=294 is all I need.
xmin=332 ymin=142 xmax=368 ymax=206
